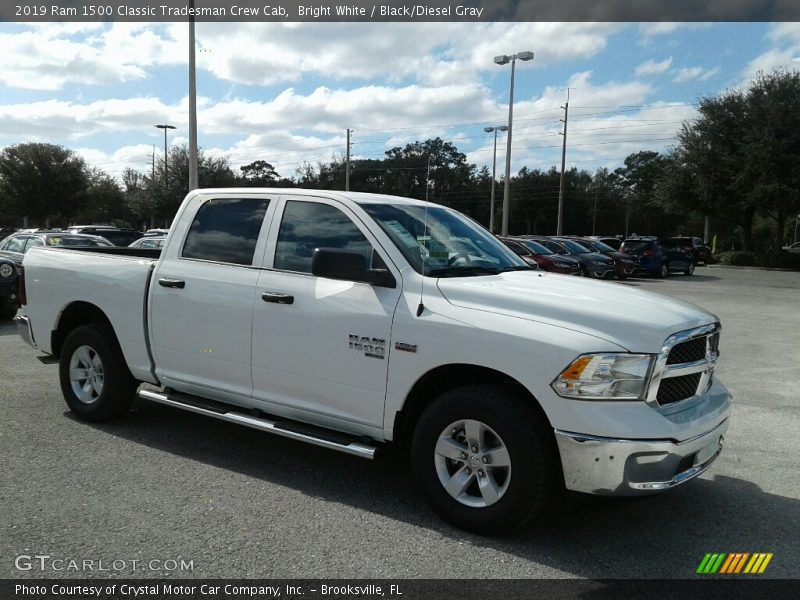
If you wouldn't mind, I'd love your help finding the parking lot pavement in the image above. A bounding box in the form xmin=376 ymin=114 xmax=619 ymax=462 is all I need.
xmin=1 ymin=266 xmax=798 ymax=580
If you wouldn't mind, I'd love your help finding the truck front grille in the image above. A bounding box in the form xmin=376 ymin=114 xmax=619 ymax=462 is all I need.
xmin=648 ymin=324 xmax=720 ymax=407
xmin=667 ymin=337 xmax=707 ymax=364
xmin=656 ymin=373 xmax=702 ymax=405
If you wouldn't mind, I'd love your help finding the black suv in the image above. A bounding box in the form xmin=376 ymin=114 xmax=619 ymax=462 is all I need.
xmin=66 ymin=226 xmax=143 ymax=246
xmin=667 ymin=236 xmax=712 ymax=264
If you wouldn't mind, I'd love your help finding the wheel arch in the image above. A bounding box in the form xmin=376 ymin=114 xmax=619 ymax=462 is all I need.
xmin=51 ymin=301 xmax=114 ymax=358
xmin=392 ymin=363 xmax=553 ymax=447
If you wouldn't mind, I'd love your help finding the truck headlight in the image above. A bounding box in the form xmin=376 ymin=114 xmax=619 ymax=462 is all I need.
xmin=551 ymin=353 xmax=654 ymax=400
xmin=0 ymin=264 xmax=14 ymax=278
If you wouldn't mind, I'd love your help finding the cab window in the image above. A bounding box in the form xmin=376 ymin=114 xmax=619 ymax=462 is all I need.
xmin=274 ymin=201 xmax=374 ymax=274
xmin=182 ymin=198 xmax=269 ymax=265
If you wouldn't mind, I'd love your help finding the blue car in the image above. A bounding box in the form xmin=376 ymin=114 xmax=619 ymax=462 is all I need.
xmin=0 ymin=257 xmax=19 ymax=320
xmin=619 ymin=237 xmax=695 ymax=277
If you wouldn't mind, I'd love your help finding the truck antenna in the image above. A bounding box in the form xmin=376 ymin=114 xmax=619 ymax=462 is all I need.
xmin=417 ymin=155 xmax=432 ymax=317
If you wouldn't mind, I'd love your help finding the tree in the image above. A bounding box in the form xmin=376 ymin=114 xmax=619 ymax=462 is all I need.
xmin=0 ymin=143 xmax=88 ymax=226
xmin=75 ymin=168 xmax=126 ymax=225
xmin=239 ymin=160 xmax=280 ymax=186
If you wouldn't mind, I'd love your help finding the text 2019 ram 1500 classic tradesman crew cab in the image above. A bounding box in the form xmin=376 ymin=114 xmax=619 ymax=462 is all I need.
xmin=17 ymin=189 xmax=731 ymax=532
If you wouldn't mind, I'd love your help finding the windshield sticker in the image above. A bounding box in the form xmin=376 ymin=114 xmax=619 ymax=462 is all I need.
xmin=427 ymin=240 xmax=449 ymax=265
xmin=384 ymin=220 xmax=420 ymax=250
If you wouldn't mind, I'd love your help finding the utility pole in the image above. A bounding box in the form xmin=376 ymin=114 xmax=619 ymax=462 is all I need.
xmin=151 ymin=145 xmax=155 ymax=181
xmin=704 ymin=215 xmax=710 ymax=244
xmin=557 ymin=89 xmax=569 ymax=235
xmin=345 ymin=128 xmax=351 ymax=191
xmin=592 ymin=185 xmax=598 ymax=236
xmin=188 ymin=0 xmax=199 ymax=191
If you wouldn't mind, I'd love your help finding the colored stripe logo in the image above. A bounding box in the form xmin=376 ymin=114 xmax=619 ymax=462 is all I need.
xmin=697 ymin=552 xmax=773 ymax=574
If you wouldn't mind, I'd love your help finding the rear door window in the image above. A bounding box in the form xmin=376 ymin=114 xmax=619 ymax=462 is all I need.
xmin=182 ymin=198 xmax=270 ymax=265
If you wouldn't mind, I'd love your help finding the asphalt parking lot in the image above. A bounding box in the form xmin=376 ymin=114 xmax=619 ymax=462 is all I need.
xmin=1 ymin=266 xmax=798 ymax=579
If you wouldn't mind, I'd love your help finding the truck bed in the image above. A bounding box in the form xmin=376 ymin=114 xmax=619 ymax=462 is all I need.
xmin=22 ymin=247 xmax=158 ymax=384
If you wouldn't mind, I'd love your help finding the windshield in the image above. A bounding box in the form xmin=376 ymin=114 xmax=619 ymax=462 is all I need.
xmin=555 ymin=239 xmax=592 ymax=254
xmin=521 ymin=240 xmax=554 ymax=255
xmin=362 ymin=203 xmax=529 ymax=277
xmin=586 ymin=239 xmax=615 ymax=253
xmin=47 ymin=236 xmax=112 ymax=247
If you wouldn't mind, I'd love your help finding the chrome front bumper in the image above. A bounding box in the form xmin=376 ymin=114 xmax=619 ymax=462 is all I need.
xmin=16 ymin=315 xmax=36 ymax=348
xmin=555 ymin=418 xmax=728 ymax=495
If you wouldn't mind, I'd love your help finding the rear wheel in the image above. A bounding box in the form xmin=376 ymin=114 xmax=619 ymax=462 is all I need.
xmin=685 ymin=261 xmax=695 ymax=276
xmin=0 ymin=308 xmax=16 ymax=320
xmin=411 ymin=385 xmax=557 ymax=533
xmin=59 ymin=323 xmax=138 ymax=422
xmin=658 ymin=262 xmax=669 ymax=278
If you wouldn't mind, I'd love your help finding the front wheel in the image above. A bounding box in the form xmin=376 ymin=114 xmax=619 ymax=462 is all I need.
xmin=0 ymin=307 xmax=17 ymax=320
xmin=411 ymin=385 xmax=557 ymax=533
xmin=685 ymin=261 xmax=695 ymax=276
xmin=658 ymin=262 xmax=669 ymax=278
xmin=59 ymin=323 xmax=138 ymax=422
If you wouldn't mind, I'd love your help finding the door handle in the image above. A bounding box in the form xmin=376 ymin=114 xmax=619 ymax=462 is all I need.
xmin=262 ymin=292 xmax=294 ymax=305
xmin=158 ymin=278 xmax=185 ymax=289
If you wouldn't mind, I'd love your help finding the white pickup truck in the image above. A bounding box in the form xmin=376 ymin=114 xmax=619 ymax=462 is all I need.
xmin=17 ymin=189 xmax=731 ymax=532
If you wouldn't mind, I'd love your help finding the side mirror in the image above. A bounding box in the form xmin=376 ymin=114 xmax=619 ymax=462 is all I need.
xmin=311 ymin=248 xmax=396 ymax=288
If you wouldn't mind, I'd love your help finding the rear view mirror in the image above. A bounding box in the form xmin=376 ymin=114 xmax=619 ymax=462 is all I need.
xmin=311 ymin=248 xmax=396 ymax=288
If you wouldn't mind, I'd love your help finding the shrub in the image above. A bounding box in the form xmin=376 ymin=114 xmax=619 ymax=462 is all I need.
xmin=760 ymin=251 xmax=800 ymax=270
xmin=714 ymin=251 xmax=758 ymax=266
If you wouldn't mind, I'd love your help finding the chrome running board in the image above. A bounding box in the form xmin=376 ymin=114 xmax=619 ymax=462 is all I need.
xmin=138 ymin=388 xmax=377 ymax=460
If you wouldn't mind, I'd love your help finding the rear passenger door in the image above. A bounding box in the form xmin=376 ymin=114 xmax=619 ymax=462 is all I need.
xmin=151 ymin=195 xmax=275 ymax=399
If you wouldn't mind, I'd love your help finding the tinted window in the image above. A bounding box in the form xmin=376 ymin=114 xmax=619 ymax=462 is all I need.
xmin=521 ymin=240 xmax=554 ymax=255
xmin=183 ymin=198 xmax=269 ymax=265
xmin=503 ymin=240 xmax=529 ymax=256
xmin=541 ymin=240 xmax=566 ymax=254
xmin=100 ymin=231 xmax=141 ymax=246
xmin=555 ymin=239 xmax=591 ymax=253
xmin=621 ymin=241 xmax=651 ymax=253
xmin=275 ymin=201 xmax=372 ymax=274
xmin=48 ymin=236 xmax=111 ymax=247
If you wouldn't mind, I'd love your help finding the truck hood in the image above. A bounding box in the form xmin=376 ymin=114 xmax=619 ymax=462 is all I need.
xmin=436 ymin=271 xmax=717 ymax=352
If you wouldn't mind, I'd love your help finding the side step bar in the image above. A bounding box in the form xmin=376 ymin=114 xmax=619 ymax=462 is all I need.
xmin=138 ymin=388 xmax=378 ymax=460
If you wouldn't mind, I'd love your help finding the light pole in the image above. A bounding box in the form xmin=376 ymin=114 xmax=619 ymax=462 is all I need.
xmin=188 ymin=0 xmax=198 ymax=191
xmin=484 ymin=125 xmax=508 ymax=233
xmin=494 ymin=50 xmax=534 ymax=235
xmin=154 ymin=124 xmax=176 ymax=187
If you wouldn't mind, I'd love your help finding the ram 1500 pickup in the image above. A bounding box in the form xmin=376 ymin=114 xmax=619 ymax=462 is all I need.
xmin=17 ymin=189 xmax=731 ymax=532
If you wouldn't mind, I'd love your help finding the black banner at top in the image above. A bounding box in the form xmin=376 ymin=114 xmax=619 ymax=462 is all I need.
xmin=2 ymin=0 xmax=800 ymax=23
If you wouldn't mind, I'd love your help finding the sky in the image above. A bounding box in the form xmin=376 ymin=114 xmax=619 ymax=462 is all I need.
xmin=1 ymin=21 xmax=799 ymax=183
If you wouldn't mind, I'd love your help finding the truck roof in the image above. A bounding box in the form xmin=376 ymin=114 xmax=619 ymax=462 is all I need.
xmin=186 ymin=188 xmax=433 ymax=207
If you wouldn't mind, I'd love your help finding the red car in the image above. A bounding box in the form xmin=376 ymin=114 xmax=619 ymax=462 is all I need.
xmin=499 ymin=237 xmax=582 ymax=275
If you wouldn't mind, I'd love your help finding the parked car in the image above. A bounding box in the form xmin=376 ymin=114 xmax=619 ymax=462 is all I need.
xmin=531 ymin=236 xmax=616 ymax=279
xmin=668 ymin=236 xmax=712 ymax=264
xmin=0 ymin=256 xmax=19 ymax=319
xmin=589 ymin=236 xmax=623 ymax=251
xmin=0 ymin=232 xmax=113 ymax=267
xmin=0 ymin=227 xmax=19 ymax=244
xmin=620 ymin=237 xmax=695 ymax=277
xmin=66 ymin=226 xmax=143 ymax=247
xmin=143 ymin=228 xmax=169 ymax=237
xmin=129 ymin=236 xmax=167 ymax=249
xmin=566 ymin=236 xmax=639 ymax=279
xmin=499 ymin=236 xmax=581 ymax=275
xmin=781 ymin=242 xmax=800 ymax=254
xmin=17 ymin=188 xmax=730 ymax=533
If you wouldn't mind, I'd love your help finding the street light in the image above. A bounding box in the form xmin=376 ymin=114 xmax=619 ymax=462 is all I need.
xmin=154 ymin=124 xmax=176 ymax=187
xmin=484 ymin=125 xmax=508 ymax=233
xmin=495 ymin=50 xmax=533 ymax=235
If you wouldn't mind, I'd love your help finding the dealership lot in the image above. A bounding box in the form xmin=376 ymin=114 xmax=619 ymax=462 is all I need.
xmin=1 ymin=267 xmax=798 ymax=579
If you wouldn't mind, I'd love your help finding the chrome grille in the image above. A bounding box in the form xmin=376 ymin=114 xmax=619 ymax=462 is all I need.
xmin=657 ymin=373 xmax=702 ymax=405
xmin=667 ymin=337 xmax=706 ymax=365
xmin=647 ymin=323 xmax=720 ymax=408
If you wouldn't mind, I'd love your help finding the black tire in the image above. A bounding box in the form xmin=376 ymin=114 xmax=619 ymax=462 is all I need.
xmin=685 ymin=261 xmax=695 ymax=276
xmin=658 ymin=262 xmax=669 ymax=278
xmin=0 ymin=308 xmax=17 ymax=320
xmin=59 ymin=323 xmax=138 ymax=422
xmin=410 ymin=385 xmax=558 ymax=534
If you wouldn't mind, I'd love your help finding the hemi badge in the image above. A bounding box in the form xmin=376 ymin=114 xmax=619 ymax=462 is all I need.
xmin=395 ymin=342 xmax=418 ymax=353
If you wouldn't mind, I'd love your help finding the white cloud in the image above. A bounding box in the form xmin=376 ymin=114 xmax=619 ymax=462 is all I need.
xmin=635 ymin=57 xmax=673 ymax=77
xmin=743 ymin=23 xmax=800 ymax=80
xmin=673 ymin=66 xmax=720 ymax=83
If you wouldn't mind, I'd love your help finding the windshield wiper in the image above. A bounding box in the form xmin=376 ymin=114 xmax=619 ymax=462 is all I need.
xmin=498 ymin=265 xmax=535 ymax=272
xmin=427 ymin=266 xmax=505 ymax=278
